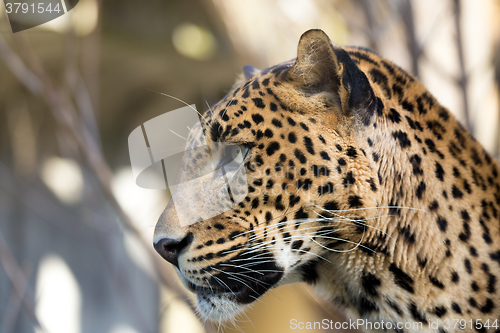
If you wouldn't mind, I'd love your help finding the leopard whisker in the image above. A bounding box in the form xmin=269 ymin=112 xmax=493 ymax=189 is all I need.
xmin=246 ymin=215 xmax=370 ymax=243
xmin=227 ymin=274 xmax=271 ymax=290
xmin=308 ymin=224 xmax=370 ymax=253
xmin=210 ymin=266 xmax=270 ymax=289
xmin=204 ymin=98 xmax=214 ymax=118
xmin=147 ymin=89 xmax=208 ymax=122
xmin=201 ymin=306 xmax=214 ymax=327
xmin=237 ymin=202 xmax=416 ymax=240
xmin=168 ymin=128 xmax=188 ymax=141
xmin=245 ymin=215 xmax=340 ymax=241
xmin=202 ymin=259 xmax=237 ymax=297
xmin=236 ymin=205 xmax=308 ymax=237
xmin=287 ymin=248 xmax=332 ymax=262
xmin=218 ymin=263 xmax=265 ymax=275
xmin=210 ymin=266 xmax=282 ymax=304
xmin=313 ymin=203 xmax=430 ymax=215
xmin=228 ymin=251 xmax=276 ymax=262
xmin=311 ymin=208 xmax=393 ymax=240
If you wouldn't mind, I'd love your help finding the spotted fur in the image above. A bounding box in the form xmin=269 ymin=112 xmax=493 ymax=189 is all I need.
xmin=154 ymin=30 xmax=500 ymax=332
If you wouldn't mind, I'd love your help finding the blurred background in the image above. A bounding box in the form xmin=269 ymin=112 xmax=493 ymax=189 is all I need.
xmin=0 ymin=0 xmax=499 ymax=332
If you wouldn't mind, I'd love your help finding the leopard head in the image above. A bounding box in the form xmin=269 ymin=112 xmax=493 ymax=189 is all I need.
xmin=153 ymin=29 xmax=380 ymax=321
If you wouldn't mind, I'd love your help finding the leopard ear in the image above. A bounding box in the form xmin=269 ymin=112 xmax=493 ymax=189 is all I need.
xmin=243 ymin=65 xmax=260 ymax=80
xmin=290 ymin=29 xmax=376 ymax=125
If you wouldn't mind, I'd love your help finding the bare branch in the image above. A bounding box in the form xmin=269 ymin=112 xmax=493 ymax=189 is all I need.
xmin=357 ymin=0 xmax=380 ymax=52
xmin=452 ymin=0 xmax=473 ymax=133
xmin=1 ymin=265 xmax=31 ymax=333
xmin=0 ymin=29 xmax=215 ymax=333
xmin=493 ymin=39 xmax=500 ymax=158
xmin=0 ymin=35 xmax=42 ymax=94
xmin=399 ymin=0 xmax=421 ymax=78
xmin=0 ymin=231 xmax=48 ymax=332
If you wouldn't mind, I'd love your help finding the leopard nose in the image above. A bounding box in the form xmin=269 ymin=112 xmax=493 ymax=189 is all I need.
xmin=154 ymin=233 xmax=194 ymax=267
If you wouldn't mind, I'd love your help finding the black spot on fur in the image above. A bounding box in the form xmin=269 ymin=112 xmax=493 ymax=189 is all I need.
xmin=429 ymin=275 xmax=445 ymax=289
xmin=210 ymin=121 xmax=222 ymax=141
xmin=251 ymin=198 xmax=259 ymax=209
xmin=251 ymin=114 xmax=264 ymax=124
xmin=323 ymin=201 xmax=339 ymax=211
xmin=464 ymin=259 xmax=472 ymax=274
xmin=346 ymin=146 xmax=357 ymax=158
xmin=458 ymin=216 xmax=471 ymax=243
xmin=386 ymin=299 xmax=403 ymax=315
xmin=389 ymin=264 xmax=414 ymax=294
xmin=435 ymin=162 xmax=445 ymax=181
xmin=451 ymin=185 xmax=463 ymax=198
xmin=388 ymin=108 xmax=401 ymax=123
xmin=304 ymin=137 xmax=315 ymax=155
xmin=406 ymin=116 xmax=424 ymax=131
xmin=429 ymin=200 xmax=439 ymax=211
xmin=409 ymin=154 xmax=423 ymax=175
xmin=479 ymin=298 xmax=494 ymax=314
xmin=296 ymin=179 xmax=313 ymax=191
xmin=266 ymin=142 xmax=280 ymax=156
xmin=343 ymin=171 xmax=356 ymax=187
xmin=471 ymin=148 xmax=483 ymax=166
xmin=311 ymin=165 xmax=329 ymax=177
xmin=451 ymin=303 xmax=462 ymax=314
xmin=401 ymin=100 xmax=414 ymax=112
xmin=348 ymin=195 xmax=363 ymax=208
xmin=282 ymin=232 xmax=291 ymax=244
xmin=300 ymin=260 xmax=320 ymax=284
xmin=416 ymin=181 xmax=426 ymax=199
xmin=369 ymin=68 xmax=391 ymax=98
xmin=408 ymin=302 xmax=427 ymax=323
xmin=433 ymin=306 xmax=447 ymax=318
xmin=294 ymin=149 xmax=307 ymax=164
xmin=252 ymin=98 xmax=265 ymax=108
xmin=392 ymin=131 xmax=411 ymax=148
xmin=436 ymin=216 xmax=447 ymax=232
xmin=272 ymin=118 xmax=282 ymax=128
xmin=417 ymin=256 xmax=427 ymax=268
xmin=368 ymin=178 xmax=378 ymax=192
xmin=294 ymin=208 xmax=308 ymax=221
xmin=362 ymin=272 xmax=382 ymax=297
xmin=358 ymin=296 xmax=380 ymax=316
xmin=291 ymin=240 xmax=303 ymax=250
xmin=320 ymin=151 xmax=331 ymax=161
xmin=425 ymin=138 xmax=445 ymax=159
xmin=317 ymin=183 xmax=334 ymax=195
xmin=265 ymin=211 xmax=273 ymax=223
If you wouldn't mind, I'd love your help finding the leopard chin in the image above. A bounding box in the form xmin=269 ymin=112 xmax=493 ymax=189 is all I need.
xmin=177 ymin=269 xmax=284 ymax=321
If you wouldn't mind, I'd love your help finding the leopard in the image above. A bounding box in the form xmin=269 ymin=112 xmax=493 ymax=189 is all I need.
xmin=153 ymin=29 xmax=500 ymax=332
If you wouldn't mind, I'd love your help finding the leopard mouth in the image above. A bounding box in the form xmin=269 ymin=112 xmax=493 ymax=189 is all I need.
xmin=184 ymin=270 xmax=283 ymax=305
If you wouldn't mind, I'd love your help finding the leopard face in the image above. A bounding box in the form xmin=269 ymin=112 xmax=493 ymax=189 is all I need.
xmin=154 ymin=29 xmax=500 ymax=329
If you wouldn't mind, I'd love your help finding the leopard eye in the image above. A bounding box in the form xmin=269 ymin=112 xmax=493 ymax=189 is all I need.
xmin=226 ymin=145 xmax=250 ymax=165
xmin=216 ymin=144 xmax=250 ymax=170
xmin=231 ymin=146 xmax=242 ymax=162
